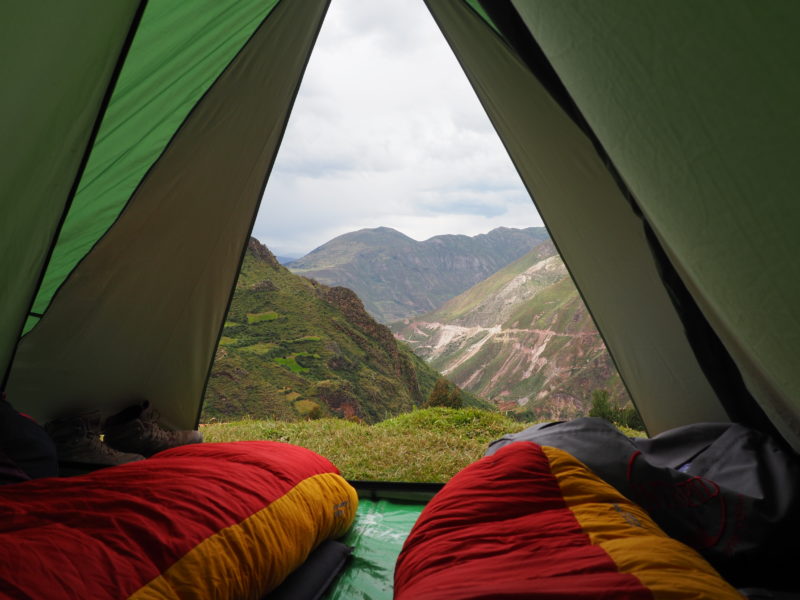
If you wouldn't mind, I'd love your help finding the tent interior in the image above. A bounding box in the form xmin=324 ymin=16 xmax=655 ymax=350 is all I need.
xmin=2 ymin=0 xmax=799 ymax=598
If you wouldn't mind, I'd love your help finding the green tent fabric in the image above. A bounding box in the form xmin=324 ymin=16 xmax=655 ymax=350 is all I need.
xmin=0 ymin=1 xmax=142 ymax=386
xmin=24 ymin=0 xmax=282 ymax=337
xmin=2 ymin=0 xmax=800 ymax=450
xmin=4 ymin=0 xmax=329 ymax=428
xmin=509 ymin=0 xmax=800 ymax=449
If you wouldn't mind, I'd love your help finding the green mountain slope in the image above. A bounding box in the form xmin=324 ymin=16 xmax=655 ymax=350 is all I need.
xmin=288 ymin=226 xmax=550 ymax=323
xmin=392 ymin=243 xmax=630 ymax=419
xmin=202 ymin=239 xmax=450 ymax=423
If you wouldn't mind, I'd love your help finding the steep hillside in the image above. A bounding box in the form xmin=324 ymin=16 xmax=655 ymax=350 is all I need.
xmin=202 ymin=239 xmax=449 ymax=423
xmin=392 ymin=243 xmax=630 ymax=419
xmin=287 ymin=226 xmax=550 ymax=323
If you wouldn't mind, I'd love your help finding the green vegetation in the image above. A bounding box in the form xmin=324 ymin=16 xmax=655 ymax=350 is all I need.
xmin=589 ymin=389 xmax=645 ymax=431
xmin=240 ymin=342 xmax=276 ymax=355
xmin=203 ymin=240 xmax=452 ymax=424
xmin=202 ymin=408 xmax=532 ymax=482
xmin=274 ymin=353 xmax=318 ymax=373
xmin=294 ymin=399 xmax=323 ymax=420
xmin=273 ymin=357 xmax=307 ymax=373
xmin=246 ymin=311 xmax=278 ymax=324
xmin=380 ymin=407 xmax=520 ymax=439
xmin=423 ymin=377 xmax=463 ymax=408
xmin=203 ymin=407 xmax=646 ymax=481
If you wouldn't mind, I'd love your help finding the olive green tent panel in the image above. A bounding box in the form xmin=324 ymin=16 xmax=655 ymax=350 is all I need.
xmin=513 ymin=1 xmax=800 ymax=450
xmin=25 ymin=0 xmax=282 ymax=336
xmin=0 ymin=1 xmax=141 ymax=386
xmin=7 ymin=0 xmax=330 ymax=429
xmin=426 ymin=0 xmax=727 ymax=435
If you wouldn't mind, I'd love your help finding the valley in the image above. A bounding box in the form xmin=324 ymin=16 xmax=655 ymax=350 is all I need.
xmin=207 ymin=228 xmax=632 ymax=424
xmin=392 ymin=241 xmax=630 ymax=419
xmin=202 ymin=239 xmax=462 ymax=424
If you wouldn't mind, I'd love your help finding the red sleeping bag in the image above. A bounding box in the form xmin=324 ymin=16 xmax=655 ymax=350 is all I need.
xmin=0 ymin=441 xmax=357 ymax=599
xmin=395 ymin=441 xmax=743 ymax=600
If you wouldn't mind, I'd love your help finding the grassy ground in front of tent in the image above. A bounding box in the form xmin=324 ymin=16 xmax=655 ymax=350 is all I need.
xmin=201 ymin=407 xmax=645 ymax=482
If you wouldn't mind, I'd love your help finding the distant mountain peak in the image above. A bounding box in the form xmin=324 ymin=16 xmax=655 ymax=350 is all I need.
xmin=288 ymin=226 xmax=551 ymax=323
xmin=348 ymin=226 xmax=412 ymax=238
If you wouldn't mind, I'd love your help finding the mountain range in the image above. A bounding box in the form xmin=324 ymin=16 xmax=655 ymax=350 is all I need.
xmin=206 ymin=228 xmax=630 ymax=423
xmin=202 ymin=239 xmax=475 ymax=423
xmin=287 ymin=226 xmax=550 ymax=323
xmin=392 ymin=241 xmax=630 ymax=419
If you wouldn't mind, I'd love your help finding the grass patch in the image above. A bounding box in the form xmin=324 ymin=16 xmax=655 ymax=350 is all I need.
xmin=376 ymin=407 xmax=522 ymax=440
xmin=274 ymin=355 xmax=309 ymax=373
xmin=274 ymin=351 xmax=320 ymax=373
xmin=240 ymin=342 xmax=277 ymax=355
xmin=274 ymin=357 xmax=308 ymax=373
xmin=218 ymin=336 xmax=237 ymax=346
xmin=223 ymin=320 xmax=240 ymax=328
xmin=246 ymin=311 xmax=279 ymax=324
xmin=203 ymin=408 xmax=535 ymax=482
xmin=202 ymin=408 xmax=647 ymax=482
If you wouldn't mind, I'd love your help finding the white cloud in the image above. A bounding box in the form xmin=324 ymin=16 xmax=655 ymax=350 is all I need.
xmin=253 ymin=0 xmax=542 ymax=257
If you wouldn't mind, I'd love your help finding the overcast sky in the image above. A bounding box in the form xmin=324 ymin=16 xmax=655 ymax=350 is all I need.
xmin=253 ymin=0 xmax=543 ymax=258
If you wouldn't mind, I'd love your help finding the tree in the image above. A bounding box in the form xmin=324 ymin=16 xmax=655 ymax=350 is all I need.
xmin=447 ymin=384 xmax=463 ymax=409
xmin=619 ymin=405 xmax=645 ymax=430
xmin=589 ymin=389 xmax=645 ymax=431
xmin=588 ymin=389 xmax=614 ymax=421
xmin=424 ymin=378 xmax=463 ymax=409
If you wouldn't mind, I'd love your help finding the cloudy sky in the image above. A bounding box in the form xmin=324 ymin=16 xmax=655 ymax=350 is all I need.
xmin=253 ymin=0 xmax=543 ymax=258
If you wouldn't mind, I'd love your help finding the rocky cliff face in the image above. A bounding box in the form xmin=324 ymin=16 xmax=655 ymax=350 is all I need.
xmin=247 ymin=237 xmax=281 ymax=269
xmin=392 ymin=243 xmax=630 ymax=419
xmin=288 ymin=226 xmax=550 ymax=323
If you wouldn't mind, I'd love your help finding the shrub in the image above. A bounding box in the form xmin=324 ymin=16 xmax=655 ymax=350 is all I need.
xmin=423 ymin=378 xmax=463 ymax=409
xmin=588 ymin=389 xmax=615 ymax=421
xmin=294 ymin=400 xmax=323 ymax=420
xmin=589 ymin=389 xmax=645 ymax=431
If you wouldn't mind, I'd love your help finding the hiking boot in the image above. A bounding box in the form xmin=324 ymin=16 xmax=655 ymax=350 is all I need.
xmin=45 ymin=412 xmax=145 ymax=467
xmin=104 ymin=400 xmax=202 ymax=457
